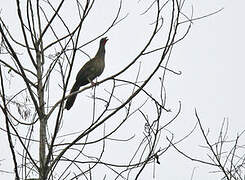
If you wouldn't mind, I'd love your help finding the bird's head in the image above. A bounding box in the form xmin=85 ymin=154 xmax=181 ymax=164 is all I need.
xmin=100 ymin=37 xmax=108 ymax=46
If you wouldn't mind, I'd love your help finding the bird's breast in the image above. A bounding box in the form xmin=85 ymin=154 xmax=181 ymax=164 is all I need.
xmin=96 ymin=58 xmax=105 ymax=76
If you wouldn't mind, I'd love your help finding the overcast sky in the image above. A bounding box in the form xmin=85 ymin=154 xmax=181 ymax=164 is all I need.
xmin=0 ymin=0 xmax=245 ymax=180
xmin=163 ymin=0 xmax=245 ymax=179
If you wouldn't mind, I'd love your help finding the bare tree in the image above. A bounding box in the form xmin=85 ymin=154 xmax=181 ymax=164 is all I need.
xmin=169 ymin=109 xmax=245 ymax=180
xmin=0 ymin=0 xmax=192 ymax=179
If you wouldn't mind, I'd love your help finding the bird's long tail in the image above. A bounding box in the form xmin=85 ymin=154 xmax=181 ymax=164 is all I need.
xmin=65 ymin=81 xmax=80 ymax=110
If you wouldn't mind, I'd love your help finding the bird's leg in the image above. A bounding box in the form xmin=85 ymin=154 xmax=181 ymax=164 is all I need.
xmin=88 ymin=78 xmax=96 ymax=87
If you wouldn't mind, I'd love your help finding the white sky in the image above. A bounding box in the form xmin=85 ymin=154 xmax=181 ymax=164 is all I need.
xmin=0 ymin=0 xmax=244 ymax=179
xmin=163 ymin=0 xmax=245 ymax=179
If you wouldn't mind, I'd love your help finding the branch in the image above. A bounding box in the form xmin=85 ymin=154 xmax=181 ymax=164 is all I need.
xmin=0 ymin=23 xmax=41 ymax=116
xmin=195 ymin=108 xmax=230 ymax=179
xmin=0 ymin=66 xmax=20 ymax=180
xmin=15 ymin=0 xmax=37 ymax=69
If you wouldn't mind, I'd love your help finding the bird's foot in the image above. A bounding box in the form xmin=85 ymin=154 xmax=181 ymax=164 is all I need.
xmin=91 ymin=81 xmax=96 ymax=86
xmin=91 ymin=81 xmax=98 ymax=89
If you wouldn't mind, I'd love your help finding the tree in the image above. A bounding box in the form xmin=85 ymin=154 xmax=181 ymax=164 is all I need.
xmin=170 ymin=110 xmax=245 ymax=180
xmin=0 ymin=0 xmax=192 ymax=179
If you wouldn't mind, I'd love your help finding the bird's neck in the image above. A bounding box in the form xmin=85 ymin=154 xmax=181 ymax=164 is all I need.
xmin=95 ymin=45 xmax=105 ymax=59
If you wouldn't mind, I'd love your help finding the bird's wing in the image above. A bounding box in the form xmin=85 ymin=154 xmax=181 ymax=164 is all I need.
xmin=76 ymin=59 xmax=96 ymax=82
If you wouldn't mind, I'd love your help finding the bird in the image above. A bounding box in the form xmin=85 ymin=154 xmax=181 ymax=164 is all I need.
xmin=65 ymin=37 xmax=108 ymax=110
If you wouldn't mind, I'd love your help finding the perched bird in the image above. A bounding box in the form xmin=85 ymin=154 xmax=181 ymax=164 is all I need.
xmin=65 ymin=37 xmax=108 ymax=110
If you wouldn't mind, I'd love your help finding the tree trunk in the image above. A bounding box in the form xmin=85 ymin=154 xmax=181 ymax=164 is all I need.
xmin=37 ymin=50 xmax=46 ymax=179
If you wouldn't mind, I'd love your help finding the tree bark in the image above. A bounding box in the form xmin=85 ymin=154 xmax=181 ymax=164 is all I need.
xmin=37 ymin=50 xmax=46 ymax=179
